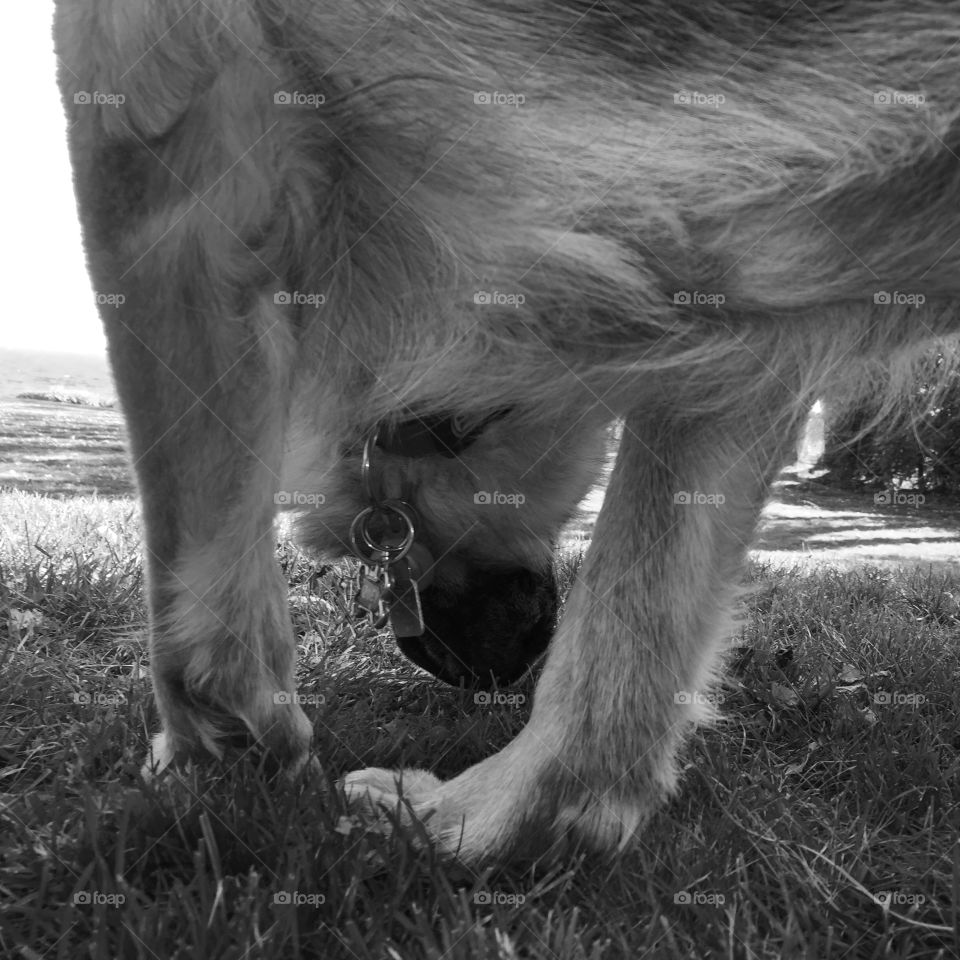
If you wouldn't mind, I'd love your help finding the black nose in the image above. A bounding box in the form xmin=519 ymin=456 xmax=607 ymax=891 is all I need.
xmin=395 ymin=567 xmax=557 ymax=688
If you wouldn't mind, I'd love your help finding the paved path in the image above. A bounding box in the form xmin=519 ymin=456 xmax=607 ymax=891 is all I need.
xmin=563 ymin=475 xmax=960 ymax=573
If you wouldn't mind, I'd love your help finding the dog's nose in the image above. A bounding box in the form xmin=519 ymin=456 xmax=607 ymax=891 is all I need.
xmin=396 ymin=567 xmax=558 ymax=688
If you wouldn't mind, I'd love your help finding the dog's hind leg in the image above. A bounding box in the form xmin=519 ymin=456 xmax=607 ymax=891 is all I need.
xmin=345 ymin=384 xmax=806 ymax=861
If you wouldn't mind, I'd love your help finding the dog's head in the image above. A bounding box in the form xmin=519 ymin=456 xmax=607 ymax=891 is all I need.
xmin=291 ymin=409 xmax=608 ymax=688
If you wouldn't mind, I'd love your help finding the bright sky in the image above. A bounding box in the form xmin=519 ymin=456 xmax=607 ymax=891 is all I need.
xmin=4 ymin=3 xmax=106 ymax=356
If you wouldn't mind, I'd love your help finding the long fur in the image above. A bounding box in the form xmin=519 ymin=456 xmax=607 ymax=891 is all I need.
xmin=56 ymin=0 xmax=960 ymax=862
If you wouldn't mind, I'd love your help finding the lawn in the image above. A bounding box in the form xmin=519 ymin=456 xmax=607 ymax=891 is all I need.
xmin=1 ymin=486 xmax=958 ymax=959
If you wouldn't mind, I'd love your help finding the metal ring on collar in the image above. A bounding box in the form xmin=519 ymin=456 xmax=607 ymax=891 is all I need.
xmin=349 ymin=499 xmax=416 ymax=563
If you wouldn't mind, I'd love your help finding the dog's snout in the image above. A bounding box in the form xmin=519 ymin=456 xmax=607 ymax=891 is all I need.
xmin=395 ymin=567 xmax=558 ymax=689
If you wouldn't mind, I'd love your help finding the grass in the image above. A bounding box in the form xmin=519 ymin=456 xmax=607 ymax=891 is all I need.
xmin=1 ymin=489 xmax=958 ymax=959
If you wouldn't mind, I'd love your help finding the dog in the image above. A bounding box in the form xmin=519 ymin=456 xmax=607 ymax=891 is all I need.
xmin=55 ymin=0 xmax=960 ymax=863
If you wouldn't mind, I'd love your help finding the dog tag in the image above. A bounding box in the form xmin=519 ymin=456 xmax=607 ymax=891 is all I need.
xmin=401 ymin=542 xmax=435 ymax=590
xmin=385 ymin=541 xmax=434 ymax=637
xmin=386 ymin=569 xmax=424 ymax=638
xmin=355 ymin=561 xmax=390 ymax=627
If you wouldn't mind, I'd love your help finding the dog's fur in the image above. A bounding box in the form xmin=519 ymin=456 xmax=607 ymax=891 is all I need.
xmin=56 ymin=0 xmax=960 ymax=862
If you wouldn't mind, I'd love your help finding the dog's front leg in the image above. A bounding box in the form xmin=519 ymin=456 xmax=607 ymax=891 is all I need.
xmin=118 ymin=296 xmax=314 ymax=777
xmin=345 ymin=397 xmax=803 ymax=861
xmin=55 ymin=14 xmax=319 ymax=777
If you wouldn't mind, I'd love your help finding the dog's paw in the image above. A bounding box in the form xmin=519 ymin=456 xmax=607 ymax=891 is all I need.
xmin=341 ymin=738 xmax=653 ymax=863
xmin=142 ymin=711 xmax=317 ymax=782
xmin=341 ymin=767 xmax=443 ymax=819
xmin=341 ymin=757 xmax=533 ymax=861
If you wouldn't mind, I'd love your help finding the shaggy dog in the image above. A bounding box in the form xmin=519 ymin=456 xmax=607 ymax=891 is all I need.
xmin=56 ymin=0 xmax=960 ymax=862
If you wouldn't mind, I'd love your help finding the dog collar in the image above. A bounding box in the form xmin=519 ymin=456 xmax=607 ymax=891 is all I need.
xmin=376 ymin=410 xmax=510 ymax=459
